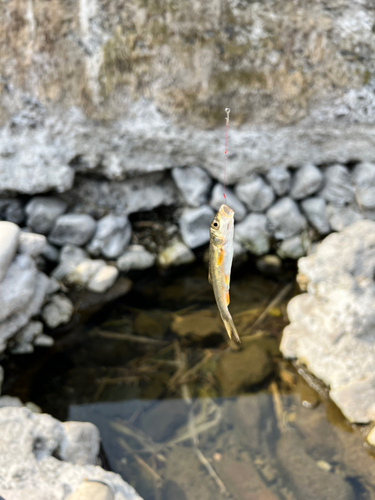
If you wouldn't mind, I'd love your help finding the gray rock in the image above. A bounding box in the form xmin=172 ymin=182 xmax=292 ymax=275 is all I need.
xmin=0 ymin=254 xmax=37 ymax=322
xmin=11 ymin=320 xmax=43 ymax=354
xmin=210 ymin=184 xmax=246 ymax=221
xmin=276 ymin=234 xmax=310 ymax=260
xmin=116 ymin=245 xmax=155 ymax=272
xmin=18 ymin=232 xmax=47 ymax=258
xmin=49 ymin=214 xmax=97 ymax=247
xmin=300 ymin=197 xmax=330 ymax=235
xmin=62 ymin=173 xmax=176 ymax=218
xmin=42 ymin=294 xmax=74 ymax=329
xmin=158 ymin=240 xmax=196 ymax=267
xmin=281 ymin=220 xmax=375 ymax=423
xmin=86 ymin=214 xmax=131 ymax=259
xmin=25 ymin=197 xmax=68 ymax=235
xmin=179 ymin=205 xmax=214 ymax=248
xmin=52 ymin=244 xmax=88 ymax=282
xmin=0 ymin=407 xmax=141 ymax=500
xmin=0 ymin=272 xmax=50 ymax=351
xmin=0 ymin=222 xmax=20 ymax=283
xmin=234 ymin=175 xmax=275 ymax=212
xmin=320 ymin=165 xmax=354 ymax=206
xmin=0 ymin=199 xmax=24 ymax=224
xmin=171 ymin=166 xmax=212 ymax=207
xmin=87 ymin=266 xmax=119 ymax=293
xmin=266 ymin=197 xmax=306 ymax=239
xmin=266 ymin=167 xmax=291 ymax=196
xmin=327 ymin=204 xmax=363 ymax=232
xmin=234 ymin=214 xmax=271 ymax=256
xmin=290 ymin=164 xmax=323 ymax=200
xmin=42 ymin=243 xmax=60 ymax=263
xmin=61 ymin=422 xmax=100 ymax=466
xmin=353 ymin=162 xmax=375 ymax=210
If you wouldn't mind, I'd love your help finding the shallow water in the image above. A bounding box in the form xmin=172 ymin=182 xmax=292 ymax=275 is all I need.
xmin=3 ymin=261 xmax=375 ymax=500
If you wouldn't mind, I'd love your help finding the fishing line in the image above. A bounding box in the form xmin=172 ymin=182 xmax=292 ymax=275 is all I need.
xmin=223 ymin=107 xmax=230 ymax=201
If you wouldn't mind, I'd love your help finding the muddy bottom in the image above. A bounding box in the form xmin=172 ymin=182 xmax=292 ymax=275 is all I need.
xmin=2 ymin=261 xmax=375 ymax=500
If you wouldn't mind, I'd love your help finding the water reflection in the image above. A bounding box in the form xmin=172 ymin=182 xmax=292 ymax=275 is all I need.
xmin=70 ymin=391 xmax=372 ymax=500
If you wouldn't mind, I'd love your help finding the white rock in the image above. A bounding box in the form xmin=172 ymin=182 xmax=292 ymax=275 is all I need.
xmin=0 ymin=272 xmax=50 ymax=352
xmin=353 ymin=162 xmax=375 ymax=210
xmin=300 ymin=197 xmax=330 ymax=235
xmin=18 ymin=232 xmax=47 ymax=258
xmin=234 ymin=214 xmax=270 ymax=255
xmin=210 ymin=184 xmax=246 ymax=221
xmin=267 ymin=197 xmax=306 ymax=239
xmin=366 ymin=426 xmax=375 ymax=447
xmin=320 ymin=165 xmax=354 ymax=207
xmin=290 ymin=164 xmax=323 ymax=200
xmin=61 ymin=421 xmax=100 ymax=466
xmin=117 ymin=245 xmax=155 ymax=272
xmin=11 ymin=320 xmax=43 ymax=354
xmin=0 ymin=254 xmax=37 ymax=323
xmin=0 ymin=221 xmax=20 ymax=282
xmin=172 ymin=166 xmax=212 ymax=207
xmin=280 ymin=220 xmax=375 ymax=423
xmin=179 ymin=205 xmax=215 ymax=248
xmin=158 ymin=240 xmax=196 ymax=267
xmin=87 ymin=266 xmax=118 ymax=293
xmin=42 ymin=294 xmax=74 ymax=328
xmin=33 ymin=334 xmax=54 ymax=347
xmin=25 ymin=197 xmax=67 ymax=235
xmin=86 ymin=214 xmax=132 ymax=259
xmin=266 ymin=168 xmax=291 ymax=196
xmin=70 ymin=259 xmax=106 ymax=287
xmin=0 ymin=396 xmax=23 ymax=408
xmin=0 ymin=407 xmax=141 ymax=500
xmin=49 ymin=214 xmax=97 ymax=247
xmin=67 ymin=481 xmax=114 ymax=500
xmin=52 ymin=245 xmax=88 ymax=282
xmin=235 ymin=175 xmax=275 ymax=212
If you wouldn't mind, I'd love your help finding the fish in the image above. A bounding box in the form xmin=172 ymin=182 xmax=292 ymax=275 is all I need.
xmin=209 ymin=204 xmax=240 ymax=343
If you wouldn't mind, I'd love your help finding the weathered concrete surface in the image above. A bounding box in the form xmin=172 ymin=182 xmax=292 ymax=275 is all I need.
xmin=1 ymin=0 xmax=375 ymax=190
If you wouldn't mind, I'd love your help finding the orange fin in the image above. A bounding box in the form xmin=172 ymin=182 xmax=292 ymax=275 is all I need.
xmin=226 ymin=291 xmax=230 ymax=306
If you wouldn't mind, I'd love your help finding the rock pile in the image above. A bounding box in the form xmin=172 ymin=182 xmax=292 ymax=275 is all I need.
xmin=0 ymin=406 xmax=141 ymax=500
xmin=281 ymin=220 xmax=375 ymax=423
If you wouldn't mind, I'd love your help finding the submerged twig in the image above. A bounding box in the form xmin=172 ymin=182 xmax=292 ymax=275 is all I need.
xmin=118 ymin=437 xmax=163 ymax=486
xmin=270 ymin=381 xmax=286 ymax=433
xmin=242 ymin=282 xmax=293 ymax=337
xmin=94 ymin=329 xmax=169 ymax=346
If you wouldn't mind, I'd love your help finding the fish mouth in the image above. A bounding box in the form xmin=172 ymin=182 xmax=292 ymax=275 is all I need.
xmin=220 ymin=204 xmax=234 ymax=218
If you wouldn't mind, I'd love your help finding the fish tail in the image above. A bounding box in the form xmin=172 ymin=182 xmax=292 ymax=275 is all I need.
xmin=222 ymin=315 xmax=241 ymax=344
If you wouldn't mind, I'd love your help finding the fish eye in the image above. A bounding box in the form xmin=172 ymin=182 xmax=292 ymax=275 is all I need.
xmin=212 ymin=221 xmax=219 ymax=228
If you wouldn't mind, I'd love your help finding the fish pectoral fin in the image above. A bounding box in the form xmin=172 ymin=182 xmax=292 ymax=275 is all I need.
xmin=226 ymin=291 xmax=230 ymax=306
xmin=208 ymin=269 xmax=212 ymax=284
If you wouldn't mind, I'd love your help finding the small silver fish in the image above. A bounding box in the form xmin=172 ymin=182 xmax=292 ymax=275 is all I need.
xmin=209 ymin=204 xmax=240 ymax=343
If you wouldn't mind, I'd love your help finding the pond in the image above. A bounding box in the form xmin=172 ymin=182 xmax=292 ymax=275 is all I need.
xmin=2 ymin=260 xmax=375 ymax=500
